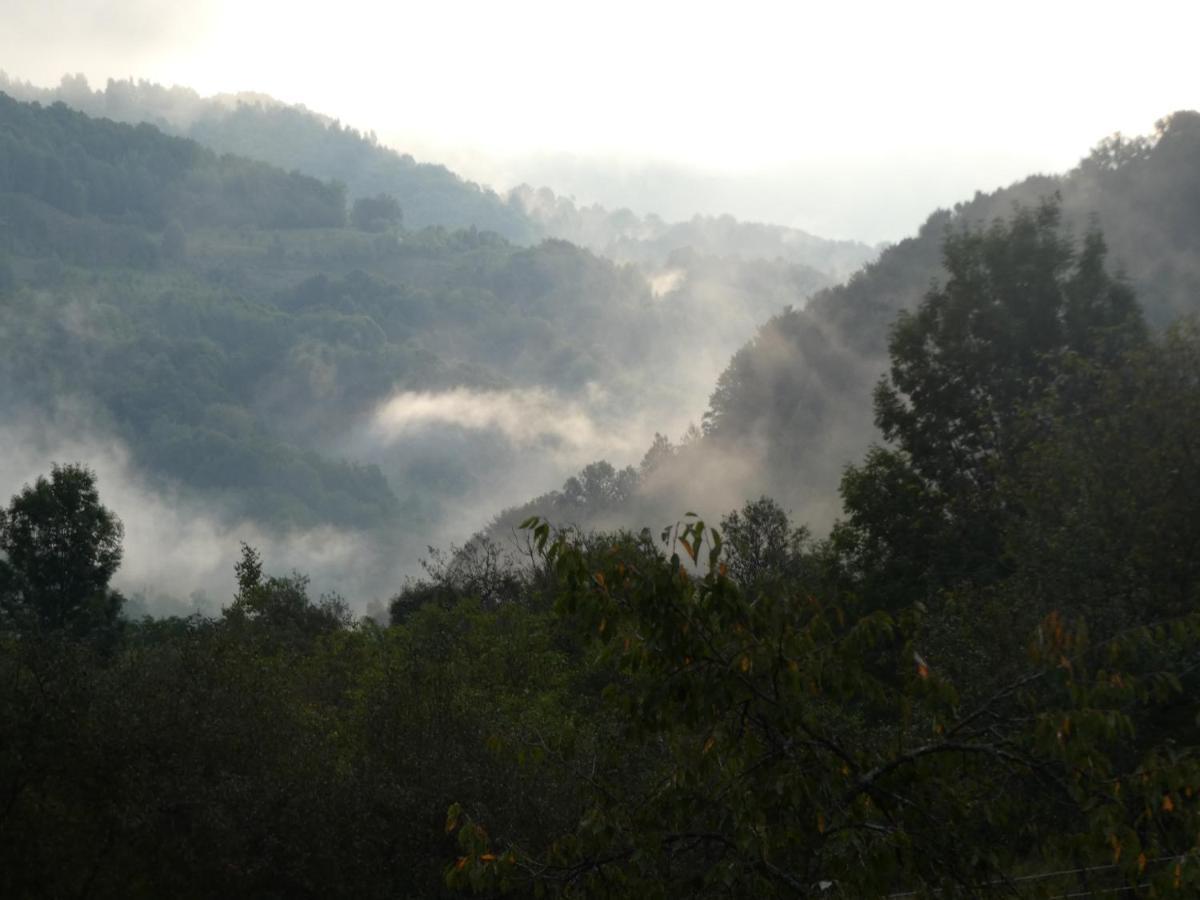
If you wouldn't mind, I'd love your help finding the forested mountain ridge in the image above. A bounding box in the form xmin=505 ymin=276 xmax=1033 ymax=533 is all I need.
xmin=0 ymin=91 xmax=346 ymax=234
xmin=0 ymin=92 xmax=833 ymax=605
xmin=0 ymin=73 xmax=879 ymax=281
xmin=0 ymin=92 xmax=628 ymax=523
xmin=0 ymin=72 xmax=536 ymax=241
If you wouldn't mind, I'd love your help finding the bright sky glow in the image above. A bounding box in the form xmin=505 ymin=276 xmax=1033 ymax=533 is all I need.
xmin=2 ymin=0 xmax=1198 ymax=240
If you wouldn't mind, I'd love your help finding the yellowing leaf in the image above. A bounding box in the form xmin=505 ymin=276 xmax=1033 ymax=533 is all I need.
xmin=1163 ymin=793 xmax=1176 ymax=812
xmin=739 ymin=656 xmax=752 ymax=673
xmin=703 ymin=736 xmax=716 ymax=755
xmin=1137 ymin=852 xmax=1147 ymax=873
xmin=913 ymin=651 xmax=930 ymax=679
xmin=817 ymin=813 xmax=825 ymax=834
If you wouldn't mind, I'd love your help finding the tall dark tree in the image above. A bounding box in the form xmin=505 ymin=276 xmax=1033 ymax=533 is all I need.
xmin=0 ymin=463 xmax=124 ymax=633
xmin=875 ymin=200 xmax=1143 ymax=491
xmin=838 ymin=200 xmax=1146 ymax=597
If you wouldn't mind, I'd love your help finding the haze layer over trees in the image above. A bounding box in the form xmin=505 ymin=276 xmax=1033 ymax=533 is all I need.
xmin=499 ymin=111 xmax=1200 ymax=538
xmin=1 ymin=62 xmax=1199 ymax=897
xmin=4 ymin=188 xmax=1200 ymax=896
xmin=0 ymin=73 xmax=878 ymax=278
xmin=0 ymin=88 xmax=849 ymax=606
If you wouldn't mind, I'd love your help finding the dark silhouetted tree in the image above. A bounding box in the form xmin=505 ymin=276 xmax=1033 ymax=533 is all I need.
xmin=0 ymin=463 xmax=124 ymax=633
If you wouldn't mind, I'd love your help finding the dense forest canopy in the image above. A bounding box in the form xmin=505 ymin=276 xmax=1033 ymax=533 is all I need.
xmin=0 ymin=92 xmax=346 ymax=231
xmin=0 ymin=60 xmax=1198 ymax=897
xmin=0 ymin=72 xmax=534 ymax=240
xmin=0 ymin=73 xmax=879 ymax=280
xmin=3 ymin=191 xmax=1200 ymax=895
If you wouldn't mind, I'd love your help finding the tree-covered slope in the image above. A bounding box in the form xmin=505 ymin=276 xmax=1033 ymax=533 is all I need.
xmin=0 ymin=92 xmax=346 ymax=231
xmin=697 ymin=111 xmax=1200 ymax=511
xmin=0 ymin=73 xmax=536 ymax=241
xmin=491 ymin=113 xmax=1200 ymax=539
xmin=0 ymin=94 xmax=824 ymax=598
xmin=509 ymin=183 xmax=879 ymax=278
xmin=0 ymin=73 xmax=879 ymax=282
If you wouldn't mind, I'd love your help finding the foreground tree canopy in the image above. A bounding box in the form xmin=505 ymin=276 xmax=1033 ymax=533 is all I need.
xmin=3 ymin=204 xmax=1200 ymax=898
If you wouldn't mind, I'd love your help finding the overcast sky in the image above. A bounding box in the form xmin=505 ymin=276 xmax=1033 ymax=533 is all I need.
xmin=2 ymin=0 xmax=1197 ymax=241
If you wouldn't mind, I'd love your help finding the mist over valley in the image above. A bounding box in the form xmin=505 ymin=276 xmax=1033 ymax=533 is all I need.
xmin=2 ymin=5 xmax=1200 ymax=895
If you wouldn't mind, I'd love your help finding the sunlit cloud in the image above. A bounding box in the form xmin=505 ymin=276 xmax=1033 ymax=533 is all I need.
xmin=370 ymin=387 xmax=607 ymax=450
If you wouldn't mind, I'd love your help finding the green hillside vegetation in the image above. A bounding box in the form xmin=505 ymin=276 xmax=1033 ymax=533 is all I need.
xmin=1 ymin=92 xmax=825 ymax=553
xmin=704 ymin=111 xmax=1200 ymax=450
xmin=497 ymin=112 xmax=1200 ymax=537
xmin=3 ymin=201 xmax=1200 ymax=896
xmin=0 ymin=92 xmax=345 ymax=233
xmin=0 ymin=72 xmax=536 ymax=241
xmin=0 ymin=74 xmax=879 ymax=286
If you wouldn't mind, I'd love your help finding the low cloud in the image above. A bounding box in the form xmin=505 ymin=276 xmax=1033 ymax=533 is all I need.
xmin=0 ymin=412 xmax=400 ymax=617
xmin=368 ymin=386 xmax=646 ymax=457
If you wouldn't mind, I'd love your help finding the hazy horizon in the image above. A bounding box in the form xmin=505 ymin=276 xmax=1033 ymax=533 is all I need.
xmin=4 ymin=0 xmax=1198 ymax=243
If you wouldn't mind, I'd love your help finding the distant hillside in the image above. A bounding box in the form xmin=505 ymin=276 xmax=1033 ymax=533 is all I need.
xmin=0 ymin=74 xmax=879 ymax=282
xmin=705 ymin=112 xmax=1200 ymax=439
xmin=0 ymin=73 xmax=537 ymax=241
xmin=493 ymin=112 xmax=1200 ymax=537
xmin=0 ymin=93 xmax=840 ymax=604
xmin=0 ymin=91 xmax=345 ymax=234
xmin=509 ymin=184 xmax=879 ymax=278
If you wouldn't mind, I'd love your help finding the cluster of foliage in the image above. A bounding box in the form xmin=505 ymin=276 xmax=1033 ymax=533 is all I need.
xmin=0 ymin=460 xmax=623 ymax=898
xmin=351 ymin=193 xmax=403 ymax=232
xmin=0 ymin=463 xmax=125 ymax=637
xmin=4 ymin=204 xmax=1200 ymax=897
